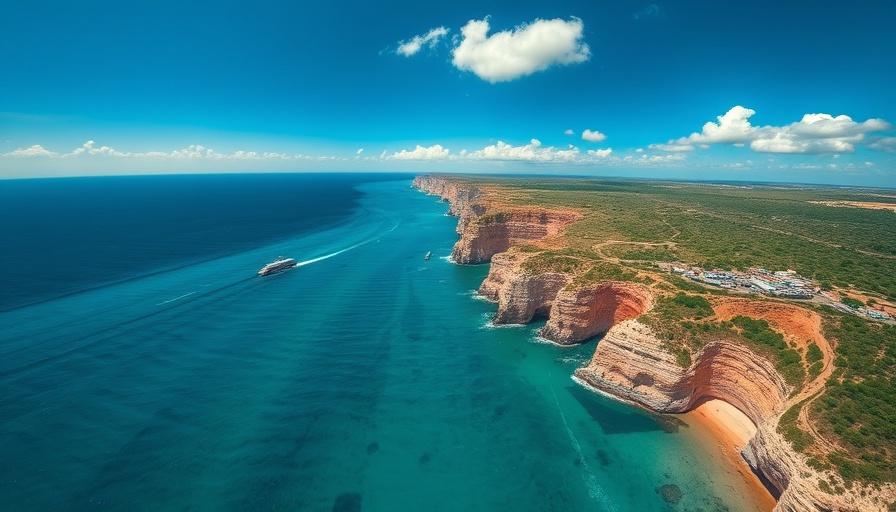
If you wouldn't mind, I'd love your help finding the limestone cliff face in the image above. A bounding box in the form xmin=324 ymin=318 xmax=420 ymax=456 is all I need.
xmin=541 ymin=283 xmax=653 ymax=345
xmin=478 ymin=251 xmax=572 ymax=324
xmin=574 ymin=320 xmax=789 ymax=422
xmin=743 ymin=423 xmax=895 ymax=512
xmin=414 ymin=175 xmax=892 ymax=511
xmin=412 ymin=175 xmax=481 ymax=221
xmin=413 ymin=175 xmax=579 ymax=264
xmin=451 ymin=209 xmax=580 ymax=264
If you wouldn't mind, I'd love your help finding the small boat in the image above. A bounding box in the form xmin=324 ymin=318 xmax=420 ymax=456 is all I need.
xmin=258 ymin=256 xmax=297 ymax=276
xmin=424 ymin=251 xmax=432 ymax=261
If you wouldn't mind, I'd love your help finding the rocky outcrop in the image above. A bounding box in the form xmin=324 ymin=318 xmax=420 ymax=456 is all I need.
xmin=451 ymin=209 xmax=580 ymax=264
xmin=542 ymin=283 xmax=653 ymax=345
xmin=415 ymin=174 xmax=896 ymax=511
xmin=413 ymin=175 xmax=580 ymax=264
xmin=744 ymin=422 xmax=896 ymax=511
xmin=574 ymin=320 xmax=789 ymax=421
xmin=412 ymin=175 xmax=481 ymax=221
xmin=478 ymin=251 xmax=572 ymax=323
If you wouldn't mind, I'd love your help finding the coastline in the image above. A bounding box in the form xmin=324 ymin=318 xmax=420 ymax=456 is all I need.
xmin=578 ymin=370 xmax=778 ymax=511
xmin=413 ymin=174 xmax=896 ymax=510
xmin=682 ymin=400 xmax=777 ymax=512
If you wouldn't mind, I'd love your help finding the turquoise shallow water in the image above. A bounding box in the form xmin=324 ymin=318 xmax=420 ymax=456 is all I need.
xmin=1 ymin=177 xmax=764 ymax=511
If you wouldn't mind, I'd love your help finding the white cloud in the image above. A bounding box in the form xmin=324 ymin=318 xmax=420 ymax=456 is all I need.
xmin=581 ymin=129 xmax=606 ymax=142
xmin=451 ymin=17 xmax=590 ymax=83
xmin=66 ymin=140 xmax=129 ymax=157
xmin=386 ymin=144 xmax=451 ymax=160
xmin=648 ymin=142 xmax=694 ymax=152
xmin=4 ymin=144 xmax=57 ymax=157
xmin=356 ymin=148 xmax=364 ymax=155
xmin=467 ymin=139 xmax=567 ymax=161
xmin=653 ymin=106 xmax=892 ymax=155
xmin=869 ymin=136 xmax=896 ymax=152
xmin=564 ymin=129 xmax=574 ymax=135
xmin=588 ymin=148 xmax=613 ymax=158
xmin=397 ymin=26 xmax=449 ymax=57
xmin=685 ymin=106 xmax=757 ymax=145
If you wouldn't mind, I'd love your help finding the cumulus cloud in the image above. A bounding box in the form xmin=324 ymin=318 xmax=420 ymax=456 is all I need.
xmin=467 ymin=139 xmax=562 ymax=161
xmin=652 ymin=106 xmax=892 ymax=155
xmin=648 ymin=142 xmax=694 ymax=152
xmin=66 ymin=140 xmax=133 ymax=157
xmin=581 ymin=129 xmax=606 ymax=142
xmin=396 ymin=26 xmax=450 ymax=57
xmin=0 ymin=141 xmax=317 ymax=161
xmin=386 ymin=144 xmax=451 ymax=160
xmin=564 ymin=129 xmax=574 ymax=135
xmin=451 ymin=17 xmax=590 ymax=82
xmin=869 ymin=136 xmax=896 ymax=152
xmin=4 ymin=144 xmax=57 ymax=157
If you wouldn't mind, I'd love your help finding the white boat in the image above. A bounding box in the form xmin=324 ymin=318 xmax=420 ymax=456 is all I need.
xmin=258 ymin=256 xmax=297 ymax=276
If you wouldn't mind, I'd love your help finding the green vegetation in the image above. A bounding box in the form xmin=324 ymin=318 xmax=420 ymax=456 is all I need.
xmin=806 ymin=343 xmax=824 ymax=363
xmin=573 ymin=262 xmax=638 ymax=286
xmin=811 ymin=314 xmax=896 ymax=484
xmin=639 ymin=293 xmax=733 ymax=367
xmin=840 ymin=297 xmax=863 ymax=309
xmin=448 ymin=175 xmax=896 ymax=486
xmin=730 ymin=316 xmax=805 ymax=388
xmin=779 ymin=402 xmax=815 ymax=452
xmin=466 ymin=176 xmax=896 ymax=300
xmin=601 ymin=243 xmax=679 ymax=262
xmin=520 ymin=252 xmax=588 ymax=275
xmin=671 ymin=293 xmax=714 ymax=317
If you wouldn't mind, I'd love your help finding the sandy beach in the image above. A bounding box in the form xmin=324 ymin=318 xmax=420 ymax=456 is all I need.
xmin=683 ymin=399 xmax=777 ymax=511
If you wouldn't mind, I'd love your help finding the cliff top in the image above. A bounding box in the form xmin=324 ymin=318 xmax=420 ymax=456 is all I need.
xmin=416 ymin=174 xmax=896 ymax=499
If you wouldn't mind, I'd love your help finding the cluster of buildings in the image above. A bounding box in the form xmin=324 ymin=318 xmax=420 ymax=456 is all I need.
xmin=666 ymin=264 xmax=816 ymax=299
xmin=658 ymin=262 xmax=893 ymax=322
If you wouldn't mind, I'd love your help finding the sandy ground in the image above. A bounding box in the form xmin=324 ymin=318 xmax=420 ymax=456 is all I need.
xmin=808 ymin=200 xmax=896 ymax=212
xmin=683 ymin=399 xmax=777 ymax=512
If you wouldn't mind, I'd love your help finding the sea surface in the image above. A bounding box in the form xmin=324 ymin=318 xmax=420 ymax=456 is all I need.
xmin=1 ymin=174 xmax=764 ymax=511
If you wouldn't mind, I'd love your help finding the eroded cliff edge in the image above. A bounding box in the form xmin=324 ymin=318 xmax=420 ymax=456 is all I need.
xmin=413 ymin=175 xmax=893 ymax=511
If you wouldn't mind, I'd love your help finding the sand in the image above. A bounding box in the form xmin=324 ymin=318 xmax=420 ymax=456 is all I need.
xmin=683 ymin=399 xmax=778 ymax=512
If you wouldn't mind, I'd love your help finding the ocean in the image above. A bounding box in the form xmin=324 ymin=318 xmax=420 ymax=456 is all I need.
xmin=0 ymin=174 xmax=764 ymax=511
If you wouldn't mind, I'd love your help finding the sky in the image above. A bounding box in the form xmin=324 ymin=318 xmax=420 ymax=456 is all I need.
xmin=1 ymin=0 xmax=895 ymax=185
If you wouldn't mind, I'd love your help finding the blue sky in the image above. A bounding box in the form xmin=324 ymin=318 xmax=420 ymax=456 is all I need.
xmin=1 ymin=0 xmax=894 ymax=185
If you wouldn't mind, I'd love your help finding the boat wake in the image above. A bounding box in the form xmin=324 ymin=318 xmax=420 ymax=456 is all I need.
xmin=294 ymin=221 xmax=400 ymax=268
xmin=156 ymin=291 xmax=196 ymax=306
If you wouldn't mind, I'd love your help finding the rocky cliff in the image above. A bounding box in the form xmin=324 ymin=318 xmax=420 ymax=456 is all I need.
xmin=574 ymin=320 xmax=788 ymax=421
xmin=414 ymin=175 xmax=894 ymax=511
xmin=413 ymin=175 xmax=579 ymax=264
xmin=542 ymin=283 xmax=654 ymax=345
xmin=477 ymin=251 xmax=572 ymax=323
xmin=451 ymin=209 xmax=580 ymax=264
xmin=412 ymin=175 xmax=482 ymax=222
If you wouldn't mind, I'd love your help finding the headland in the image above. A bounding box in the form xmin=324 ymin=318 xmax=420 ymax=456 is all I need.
xmin=414 ymin=174 xmax=896 ymax=512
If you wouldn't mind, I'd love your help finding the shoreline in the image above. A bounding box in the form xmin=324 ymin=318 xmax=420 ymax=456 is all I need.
xmin=574 ymin=373 xmax=777 ymax=510
xmin=682 ymin=399 xmax=777 ymax=512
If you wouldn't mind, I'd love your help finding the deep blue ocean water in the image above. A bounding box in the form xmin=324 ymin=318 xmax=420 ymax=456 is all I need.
xmin=0 ymin=174 xmax=765 ymax=511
